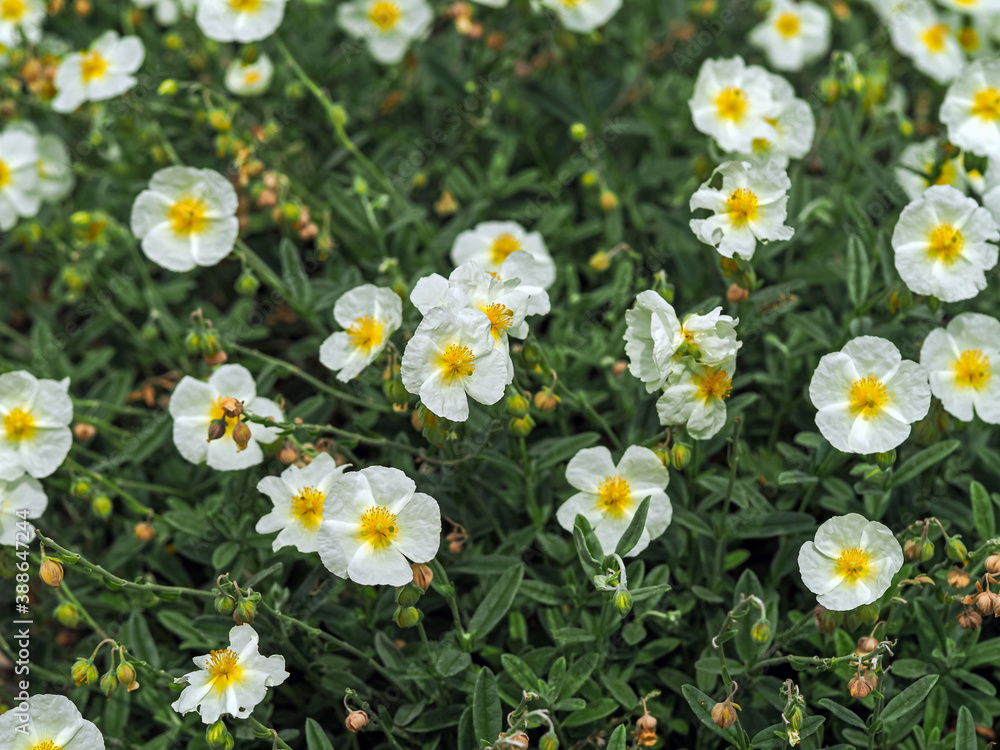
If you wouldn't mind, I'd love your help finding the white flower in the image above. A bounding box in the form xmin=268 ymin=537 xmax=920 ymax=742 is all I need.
xmin=225 ymin=53 xmax=274 ymax=97
xmin=734 ymin=71 xmax=815 ymax=169
xmin=168 ymin=364 xmax=284 ymax=471
xmin=0 ymin=474 xmax=45 ymax=545
xmin=689 ymin=57 xmax=781 ymax=153
xmin=656 ymin=361 xmax=735 ymax=440
xmin=920 ymin=313 xmax=1000 ymax=423
xmin=937 ymin=0 xmax=1000 ymax=15
xmin=798 ymin=513 xmax=903 ymax=611
xmin=320 ymin=284 xmax=402 ymax=382
xmin=256 ymin=454 xmax=349 ymax=553
xmin=412 ymin=262 xmax=529 ymax=381
xmin=555 ymin=446 xmax=671 ymax=556
xmin=337 ymin=0 xmax=433 ymax=65
xmin=894 ymin=138 xmax=967 ymax=201
xmin=889 ymin=2 xmax=965 ymax=84
xmin=6 ymin=122 xmax=75 ymax=204
xmin=940 ymin=59 xmax=1000 ymax=159
xmin=400 ymin=306 xmax=508 ymax=421
xmin=0 ymin=0 xmax=45 ymax=47
xmin=0 ymin=693 xmax=105 ymax=750
xmin=0 ymin=125 xmax=40 ymax=231
xmin=983 ymin=161 xmax=1000 ymax=224
xmin=130 ymin=166 xmax=239 ymax=272
xmin=748 ymin=0 xmax=831 ymax=72
xmin=172 ymin=624 xmax=289 ymax=725
xmin=133 ymin=0 xmax=197 ymax=24
xmin=451 ymin=221 xmax=555 ymax=315
xmin=52 ymin=31 xmax=145 ymax=113
xmin=317 ymin=465 xmax=440 ymax=586
xmin=891 ymin=184 xmax=999 ymax=302
xmin=0 ymin=371 xmax=72 ymax=481
xmin=690 ymin=160 xmax=794 ymax=260
xmin=196 ymin=0 xmax=286 ymax=42
xmin=537 ymin=0 xmax=622 ymax=33
xmin=810 ymin=336 xmax=930 ymax=454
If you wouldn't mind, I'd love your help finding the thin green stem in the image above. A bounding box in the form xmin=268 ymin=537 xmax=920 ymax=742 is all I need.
xmin=66 ymin=458 xmax=154 ymax=517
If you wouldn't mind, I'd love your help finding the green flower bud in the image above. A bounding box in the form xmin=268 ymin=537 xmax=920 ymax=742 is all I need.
xmin=206 ymin=720 xmax=235 ymax=750
xmin=383 ymin=379 xmax=409 ymax=406
xmin=200 ymin=330 xmax=222 ymax=356
xmin=72 ymin=658 xmax=98 ymax=686
xmin=539 ymin=732 xmax=560 ymax=750
xmin=856 ymin=603 xmax=879 ymax=624
xmin=521 ymin=343 xmax=542 ymax=364
xmin=233 ymin=597 xmax=258 ymax=625
xmin=235 ymin=271 xmax=260 ymax=296
xmin=570 ymin=123 xmax=587 ymax=141
xmin=353 ymin=176 xmax=368 ymax=195
xmin=116 ymin=662 xmax=137 ymax=688
xmin=875 ymin=450 xmax=896 ymax=470
xmin=948 ymin=537 xmax=969 ymax=563
xmin=100 ymin=672 xmax=118 ymax=699
xmin=184 ymin=330 xmax=202 ymax=355
xmin=158 ymin=79 xmax=178 ymax=95
xmin=614 ymin=588 xmax=633 ymax=617
xmin=509 ymin=415 xmax=535 ymax=437
xmin=71 ymin=479 xmax=91 ymax=499
xmin=331 ymin=105 xmax=348 ymax=129
xmin=751 ymin=620 xmax=771 ymax=643
xmin=921 ymin=540 xmax=935 ymax=562
xmin=671 ymin=444 xmax=691 ymax=470
xmin=506 ymin=393 xmax=530 ymax=417
xmin=55 ymin=603 xmax=79 ymax=628
xmin=92 ymin=495 xmax=112 ymax=520
xmin=395 ymin=583 xmax=422 ymax=608
xmin=394 ymin=606 xmax=420 ymax=628
xmin=215 ymin=593 xmax=237 ymax=616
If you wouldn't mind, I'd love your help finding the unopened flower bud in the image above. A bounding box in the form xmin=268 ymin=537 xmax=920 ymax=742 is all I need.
xmin=383 ymin=379 xmax=409 ymax=406
xmin=848 ymin=672 xmax=875 ymax=698
xmin=856 ymin=636 xmax=878 ymax=655
xmin=948 ymin=566 xmax=970 ymax=588
xmin=727 ymin=283 xmax=749 ymax=303
xmin=72 ymin=657 xmax=98 ymax=686
xmin=671 ymin=443 xmax=691 ymax=470
xmin=394 ymin=606 xmax=420 ymax=628
xmin=135 ymin=522 xmax=155 ymax=542
xmin=232 ymin=421 xmax=252 ymax=452
xmin=236 ymin=271 xmax=260 ymax=296
xmin=958 ymin=609 xmax=982 ymax=630
xmin=751 ymin=620 xmax=770 ymax=642
xmin=411 ymin=562 xmax=433 ymax=592
xmin=396 ymin=583 xmax=422 ymax=608
xmin=92 ymin=495 xmax=112 ymax=519
xmin=947 ymin=537 xmax=968 ymax=563
xmin=589 ymin=251 xmax=610 ymax=271
xmin=614 ymin=588 xmax=633 ymax=617
xmin=711 ymin=699 xmax=738 ymax=729
xmin=600 ymin=191 xmax=618 ymax=211
xmin=55 ymin=603 xmax=78 ymax=627
xmin=506 ymin=393 xmax=530 ymax=417
xmin=875 ymin=450 xmax=896 ymax=470
xmin=116 ymin=662 xmax=137 ymax=688
xmin=207 ymin=418 xmax=228 ymax=442
xmin=509 ymin=415 xmax=535 ymax=437
xmin=534 ymin=388 xmax=560 ymax=411
xmin=71 ymin=479 xmax=91 ymax=499
xmin=73 ymin=423 xmax=96 ymax=441
xmin=345 ymin=709 xmax=368 ymax=733
xmin=233 ymin=597 xmax=258 ymax=625
xmin=277 ymin=442 xmax=299 ymax=464
xmin=100 ymin=672 xmax=118 ymax=699
xmin=570 ymin=122 xmax=587 ymax=141
xmin=539 ymin=733 xmax=559 ymax=750
xmin=856 ymin=603 xmax=879 ymax=624
xmin=206 ymin=719 xmax=235 ymax=750
xmin=40 ymin=557 xmax=64 ymax=588
xmin=986 ymin=554 xmax=1000 ymax=574
xmin=215 ymin=593 xmax=237 ymax=615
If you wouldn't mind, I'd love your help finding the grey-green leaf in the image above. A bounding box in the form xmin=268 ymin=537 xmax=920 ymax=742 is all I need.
xmin=469 ymin=564 xmax=524 ymax=642
xmin=891 ymin=442 xmax=960 ymax=487
xmin=880 ymin=675 xmax=939 ymax=723
xmin=305 ymin=718 xmax=335 ymax=750
xmin=473 ymin=667 xmax=502 ymax=742
xmin=615 ymin=496 xmax=650 ymax=557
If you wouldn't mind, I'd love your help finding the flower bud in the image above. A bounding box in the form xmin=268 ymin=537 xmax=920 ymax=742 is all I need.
xmin=986 ymin=554 xmax=1000 ymax=574
xmin=116 ymin=661 xmax=137 ymax=689
xmin=394 ymin=606 xmax=420 ymax=628
xmin=411 ymin=562 xmax=433 ymax=592
xmin=534 ymin=388 xmax=560 ymax=411
xmin=856 ymin=603 xmax=879 ymax=625
xmin=100 ymin=672 xmax=118 ymax=699
xmin=947 ymin=537 xmax=968 ymax=563
xmin=589 ymin=251 xmax=610 ymax=271
xmin=506 ymin=393 xmax=530 ymax=417
xmin=636 ymin=712 xmax=658 ymax=746
xmin=206 ymin=719 xmax=235 ymax=750
xmin=134 ymin=522 xmax=155 ymax=542
xmin=73 ymin=423 xmax=96 ymax=441
xmin=570 ymin=122 xmax=587 ymax=141
xmin=958 ymin=609 xmax=982 ymax=630
xmin=207 ymin=418 xmax=228 ymax=442
xmin=948 ymin=566 xmax=970 ymax=588
xmin=55 ymin=603 xmax=79 ymax=628
xmin=345 ymin=709 xmax=368 ymax=733
xmin=92 ymin=495 xmax=112 ymax=519
xmin=539 ymin=732 xmax=559 ymax=750
xmin=875 ymin=450 xmax=896 ymax=470
xmin=711 ymin=699 xmax=738 ymax=729
xmin=40 ymin=557 xmax=64 ymax=588
xmin=232 ymin=421 xmax=252 ymax=452
xmin=235 ymin=270 xmax=260 ymax=296
xmin=509 ymin=415 xmax=535 ymax=437
xmin=751 ymin=620 xmax=770 ymax=643
xmin=71 ymin=479 xmax=91 ymax=499
xmin=396 ymin=583 xmax=422 ymax=608
xmin=600 ymin=191 xmax=618 ymax=211
xmin=383 ymin=379 xmax=409 ymax=406
xmin=215 ymin=593 xmax=237 ymax=616
xmin=185 ymin=330 xmax=202 ymax=355
xmin=614 ymin=588 xmax=633 ymax=617
xmin=856 ymin=636 xmax=878 ymax=655
xmin=671 ymin=443 xmax=691 ymax=470
xmin=277 ymin=442 xmax=300 ymax=464
xmin=72 ymin=658 xmax=98 ymax=686
xmin=233 ymin=597 xmax=258 ymax=625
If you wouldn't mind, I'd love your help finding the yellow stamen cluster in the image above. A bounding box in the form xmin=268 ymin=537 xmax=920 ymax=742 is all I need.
xmin=292 ymin=487 xmax=326 ymax=529
xmin=30 ymin=741 xmax=61 ymax=750
xmin=4 ymin=407 xmax=35 ymax=442
xmin=367 ymin=0 xmax=401 ymax=31
xmin=971 ymin=87 xmax=1000 ymax=120
xmin=482 ymin=303 xmax=514 ymax=340
xmin=206 ymin=648 xmax=243 ymax=691
xmin=0 ymin=158 xmax=10 ymax=189
xmin=695 ymin=368 xmax=733 ymax=403
xmin=489 ymin=233 xmax=522 ymax=265
xmin=715 ymin=87 xmax=748 ymax=122
xmin=954 ymin=349 xmax=991 ymax=391
xmin=597 ymin=476 xmax=632 ymax=518
xmin=775 ymin=12 xmax=801 ymax=37
xmin=835 ymin=546 xmax=870 ymax=583
xmin=726 ymin=188 xmax=759 ymax=226
xmin=438 ymin=344 xmax=476 ymax=382
xmin=167 ymin=196 xmax=209 ymax=236
xmin=1 ymin=0 xmax=27 ymax=21
xmin=921 ymin=23 xmax=949 ymax=53
xmin=927 ymin=224 xmax=964 ymax=264
xmin=849 ymin=376 xmax=888 ymax=418
xmin=80 ymin=50 xmax=109 ymax=83
xmin=229 ymin=0 xmax=263 ymax=11
xmin=359 ymin=505 xmax=399 ymax=548
xmin=347 ymin=315 xmax=385 ymax=353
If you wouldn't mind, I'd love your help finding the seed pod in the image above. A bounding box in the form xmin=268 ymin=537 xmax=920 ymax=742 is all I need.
xmin=232 ymin=421 xmax=252 ymax=452
xmin=207 ymin=418 xmax=228 ymax=442
xmin=116 ymin=662 xmax=137 ymax=688
xmin=345 ymin=710 xmax=368 ymax=733
xmin=958 ymin=609 xmax=982 ymax=630
xmin=947 ymin=567 xmax=970 ymax=588
xmin=40 ymin=557 xmax=64 ymax=588
xmin=711 ymin=700 xmax=737 ymax=728
xmin=100 ymin=672 xmax=118 ymax=699
xmin=856 ymin=636 xmax=878 ymax=655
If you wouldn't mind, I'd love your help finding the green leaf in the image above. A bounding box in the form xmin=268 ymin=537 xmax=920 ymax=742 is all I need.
xmin=557 ymin=653 xmax=600 ymax=702
xmin=124 ymin=613 xmax=160 ymax=669
xmin=615 ymin=496 xmax=650 ymax=557
xmin=473 ymin=667 xmax=502 ymax=742
xmin=681 ymin=685 xmax=738 ymax=743
xmin=501 ymin=653 xmax=540 ymax=694
xmin=278 ymin=237 xmax=312 ymax=304
xmin=955 ymin=706 xmax=977 ymax=750
xmin=305 ymin=718 xmax=334 ymax=750
xmin=606 ymin=724 xmax=627 ymax=750
xmin=562 ymin=698 xmax=619 ymax=727
xmin=846 ymin=234 xmax=870 ymax=308
xmin=818 ymin=698 xmax=867 ymax=730
xmin=573 ymin=513 xmax=604 ymax=568
xmin=211 ymin=541 xmax=240 ymax=570
xmin=972 ymin=481 xmax=995 ymax=540
xmin=891 ymin=441 xmax=960 ymax=487
xmin=880 ymin=675 xmax=939 ymax=723
xmin=468 ymin=564 xmax=524 ymax=642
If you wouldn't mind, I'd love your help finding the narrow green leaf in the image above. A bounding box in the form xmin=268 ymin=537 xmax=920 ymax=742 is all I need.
xmin=305 ymin=718 xmax=335 ymax=750
xmin=891 ymin=441 xmax=960 ymax=487
xmin=955 ymin=706 xmax=977 ymax=750
xmin=880 ymin=675 xmax=939 ymax=723
xmin=606 ymin=724 xmax=627 ymax=750
xmin=278 ymin=237 xmax=312 ymax=304
xmin=972 ymin=481 xmax=995 ymax=540
xmin=563 ymin=698 xmax=619 ymax=727
xmin=472 ymin=667 xmax=502 ymax=742
xmin=573 ymin=513 xmax=604 ymax=568
xmin=615 ymin=496 xmax=650 ymax=557
xmin=500 ymin=653 xmax=540 ymax=694
xmin=818 ymin=698 xmax=867 ymax=730
xmin=468 ymin=564 xmax=524 ymax=642
xmin=846 ymin=234 xmax=870 ymax=308
xmin=557 ymin=652 xmax=600 ymax=702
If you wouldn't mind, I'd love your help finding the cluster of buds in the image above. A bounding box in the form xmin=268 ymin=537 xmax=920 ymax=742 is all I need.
xmin=20 ymin=53 xmax=60 ymax=99
xmin=72 ymin=642 xmax=139 ymax=698
xmin=903 ymin=517 xmax=968 ymax=566
xmin=185 ymin=309 xmax=227 ymax=366
xmin=778 ymin=680 xmax=806 ymax=746
xmin=711 ymin=681 xmax=741 ymax=729
xmin=215 ymin=575 xmax=261 ymax=625
xmin=958 ymin=558 xmax=1000 ymax=629
xmin=207 ymin=396 xmax=253 ymax=452
xmin=394 ymin=565 xmax=433 ymax=628
xmin=813 ymin=602 xmax=879 ymax=634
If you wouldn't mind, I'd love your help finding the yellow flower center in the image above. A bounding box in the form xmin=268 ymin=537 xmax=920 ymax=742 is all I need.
xmin=971 ymin=87 xmax=1000 ymax=120
xmin=775 ymin=11 xmax=801 ymax=37
xmin=291 ymin=487 xmax=325 ymax=530
xmin=726 ymin=188 xmax=759 ymax=226
xmin=368 ymin=0 xmax=401 ymax=31
xmin=1 ymin=0 xmax=26 ymax=21
xmin=0 ymin=158 xmax=10 ymax=189
xmin=927 ymin=224 xmax=964 ymax=264
xmin=481 ymin=302 xmax=514 ymax=341
xmin=359 ymin=505 xmax=399 ymax=549
xmin=835 ymin=546 xmax=870 ymax=583
xmin=957 ymin=26 xmax=979 ymax=53
xmin=80 ymin=50 xmax=109 ymax=83
xmin=209 ymin=398 xmax=238 ymax=438
xmin=921 ymin=23 xmax=949 ymax=53
xmin=437 ymin=344 xmax=476 ymax=382
xmin=715 ymin=86 xmax=748 ymax=122
xmin=167 ymin=196 xmax=209 ymax=236
xmin=4 ymin=407 xmax=35 ymax=442
xmin=752 ymin=137 xmax=772 ymax=154
xmin=694 ymin=367 xmax=733 ymax=403
xmin=596 ymin=476 xmax=631 ymax=518
xmin=934 ymin=160 xmax=958 ymax=186
xmin=954 ymin=349 xmax=991 ymax=391
xmin=206 ymin=648 xmax=243 ymax=692
xmin=560 ymin=0 xmax=584 ymax=6
xmin=244 ymin=70 xmax=262 ymax=86
xmin=849 ymin=376 xmax=888 ymax=418
xmin=489 ymin=233 xmax=522 ymax=265
xmin=229 ymin=0 xmax=262 ymax=11
xmin=347 ymin=315 xmax=385 ymax=353
xmin=30 ymin=742 xmax=60 ymax=750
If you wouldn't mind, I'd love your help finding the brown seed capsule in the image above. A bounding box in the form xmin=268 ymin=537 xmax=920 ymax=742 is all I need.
xmin=411 ymin=563 xmax=433 ymax=592
xmin=277 ymin=442 xmax=299 ymax=464
xmin=73 ymin=423 xmax=96 ymax=441
xmin=975 ymin=589 xmax=995 ymax=616
xmin=986 ymin=555 xmax=1000 ymax=574
xmin=232 ymin=421 xmax=252 ymax=452
xmin=856 ymin=636 xmax=878 ymax=655
xmin=345 ymin=710 xmax=368 ymax=733
xmin=40 ymin=557 xmax=64 ymax=588
xmin=711 ymin=700 xmax=737 ymax=729
xmin=534 ymin=388 xmax=560 ymax=411
xmin=207 ymin=418 xmax=228 ymax=442
xmin=948 ymin=567 xmax=970 ymax=588
xmin=135 ymin=522 xmax=155 ymax=542
xmin=727 ymin=284 xmax=749 ymax=303
xmin=218 ymin=397 xmax=243 ymax=419
xmin=958 ymin=609 xmax=983 ymax=630
xmin=848 ymin=674 xmax=872 ymax=699
xmin=636 ymin=712 xmax=658 ymax=746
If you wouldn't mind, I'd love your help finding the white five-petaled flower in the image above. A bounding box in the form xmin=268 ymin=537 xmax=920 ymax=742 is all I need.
xmin=317 ymin=465 xmax=441 ymax=586
xmin=538 ymin=0 xmax=622 ymax=33
xmin=169 ymin=364 xmax=284 ymax=471
xmin=225 ymin=53 xmax=274 ymax=97
xmin=734 ymin=71 xmax=815 ymax=169
xmin=0 ymin=0 xmax=45 ymax=48
xmin=171 ymin=624 xmax=289 ymax=725
xmin=888 ymin=1 xmax=965 ymax=84
xmin=798 ymin=513 xmax=903 ymax=611
xmin=0 ymin=371 xmax=72 ymax=481
xmin=256 ymin=453 xmax=349 ymax=553
xmin=656 ymin=361 xmax=736 ymax=440
xmin=412 ymin=262 xmax=530 ymax=381
xmin=0 ymin=693 xmax=105 ymax=750
xmin=0 ymin=125 xmax=39 ymax=231
xmin=196 ymin=0 xmax=287 ymax=42
xmin=809 ymin=336 xmax=930 ymax=454
xmin=319 ymin=284 xmax=403 ymax=382
xmin=337 ymin=0 xmax=433 ymax=65
xmin=555 ymin=446 xmax=672 ymax=557
xmin=450 ymin=221 xmax=556 ymax=315
xmin=940 ymin=59 xmax=1000 ymax=159
xmin=689 ymin=57 xmax=781 ymax=153
xmin=0 ymin=474 xmax=46 ymax=545
xmin=400 ymin=306 xmax=508 ymax=422
xmin=895 ymin=138 xmax=967 ymax=201
xmin=130 ymin=166 xmax=240 ymax=272
xmin=690 ymin=160 xmax=794 ymax=260
xmin=891 ymin=184 xmax=999 ymax=302
xmin=748 ymin=0 xmax=831 ymax=72
xmin=52 ymin=31 xmax=145 ymax=113
xmin=920 ymin=313 xmax=1000 ymax=424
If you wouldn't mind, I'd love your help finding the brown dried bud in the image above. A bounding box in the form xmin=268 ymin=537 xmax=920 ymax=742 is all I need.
xmin=203 ymin=350 xmax=228 ymax=366
xmin=848 ymin=673 xmax=873 ymax=699
xmin=534 ymin=388 xmax=560 ymax=411
xmin=232 ymin=421 xmax=252 ymax=452
xmin=727 ymin=283 xmax=749 ymax=303
xmin=711 ymin=700 xmax=737 ymax=729
xmin=986 ymin=555 xmax=1000 ymax=574
xmin=217 ymin=397 xmax=243 ymax=419
xmin=40 ymin=558 xmax=64 ymax=588
xmin=345 ymin=710 xmax=368 ymax=733
xmin=975 ymin=589 xmax=995 ymax=616
xmin=411 ymin=563 xmax=433 ymax=592
xmin=135 ymin=522 xmax=155 ymax=542
xmin=856 ymin=636 xmax=878 ymax=655
xmin=277 ymin=442 xmax=299 ymax=464
xmin=636 ymin=712 xmax=658 ymax=746
xmin=73 ymin=423 xmax=96 ymax=441
xmin=612 ymin=360 xmax=628 ymax=378
xmin=948 ymin=567 xmax=970 ymax=588
xmin=207 ymin=418 xmax=228 ymax=442
xmin=958 ymin=609 xmax=982 ymax=630
xmin=499 ymin=731 xmax=529 ymax=749
xmin=448 ymin=540 xmax=463 ymax=554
